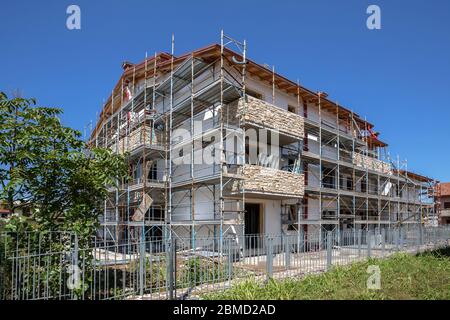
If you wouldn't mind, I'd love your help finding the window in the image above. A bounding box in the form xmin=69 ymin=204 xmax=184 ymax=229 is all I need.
xmin=148 ymin=162 xmax=157 ymax=181
xmin=202 ymin=136 xmax=215 ymax=148
xmin=444 ymin=202 xmax=450 ymax=209
xmin=288 ymin=158 xmax=295 ymax=171
xmin=395 ymin=185 xmax=400 ymax=197
xmin=287 ymin=205 xmax=298 ymax=231
xmin=288 ymin=105 xmax=296 ymax=113
xmin=322 ymin=168 xmax=335 ymax=189
xmin=133 ymin=160 xmax=143 ymax=183
xmin=246 ymin=88 xmax=263 ymax=100
xmin=361 ymin=178 xmax=367 ymax=193
xmin=322 ymin=210 xmax=336 ymax=219
xmin=347 ymin=177 xmax=353 ymax=190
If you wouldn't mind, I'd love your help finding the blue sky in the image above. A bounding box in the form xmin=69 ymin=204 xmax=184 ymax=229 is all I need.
xmin=1 ymin=0 xmax=449 ymax=181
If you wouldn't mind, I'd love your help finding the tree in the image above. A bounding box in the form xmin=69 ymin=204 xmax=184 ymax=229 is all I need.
xmin=0 ymin=91 xmax=127 ymax=237
xmin=0 ymin=91 xmax=128 ymax=299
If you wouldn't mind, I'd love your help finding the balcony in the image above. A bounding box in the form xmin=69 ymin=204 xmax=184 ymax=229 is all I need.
xmin=229 ymin=96 xmax=304 ymax=140
xmin=110 ymin=126 xmax=165 ymax=155
xmin=440 ymin=209 xmax=450 ymax=218
xmin=352 ymin=152 xmax=392 ymax=175
xmin=240 ymin=164 xmax=304 ymax=198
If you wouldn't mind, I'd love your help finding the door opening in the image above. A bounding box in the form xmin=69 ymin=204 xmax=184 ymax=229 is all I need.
xmin=244 ymin=203 xmax=262 ymax=250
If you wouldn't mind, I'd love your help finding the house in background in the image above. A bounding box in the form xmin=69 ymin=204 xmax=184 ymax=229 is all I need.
xmin=435 ymin=183 xmax=450 ymax=225
xmin=0 ymin=205 xmax=10 ymax=219
xmin=0 ymin=201 xmax=32 ymax=220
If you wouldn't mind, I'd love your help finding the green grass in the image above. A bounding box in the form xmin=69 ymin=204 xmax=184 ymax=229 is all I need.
xmin=202 ymin=248 xmax=450 ymax=300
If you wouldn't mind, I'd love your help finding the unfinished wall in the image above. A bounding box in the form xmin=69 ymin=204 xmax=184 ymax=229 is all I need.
xmin=241 ymin=164 xmax=304 ymax=197
xmin=353 ymin=153 xmax=392 ymax=175
xmin=171 ymin=185 xmax=217 ymax=221
xmin=228 ymin=96 xmax=304 ymax=140
xmin=110 ymin=126 xmax=163 ymax=154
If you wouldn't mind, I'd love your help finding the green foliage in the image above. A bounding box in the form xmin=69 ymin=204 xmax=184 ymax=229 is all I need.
xmin=0 ymin=91 xmax=127 ymax=299
xmin=203 ymin=250 xmax=450 ymax=300
xmin=0 ymin=231 xmax=74 ymax=299
xmin=147 ymin=257 xmax=167 ymax=289
xmin=127 ymin=256 xmax=167 ymax=290
xmin=0 ymin=91 xmax=127 ymax=239
xmin=181 ymin=257 xmax=229 ymax=287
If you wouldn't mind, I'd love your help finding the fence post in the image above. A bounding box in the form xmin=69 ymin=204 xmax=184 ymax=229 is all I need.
xmin=357 ymin=229 xmax=362 ymax=257
xmin=419 ymin=224 xmax=424 ymax=247
xmin=72 ymin=233 xmax=79 ymax=300
xmin=284 ymin=235 xmax=291 ymax=269
xmin=367 ymin=230 xmax=372 ymax=258
xmin=139 ymin=226 xmax=145 ymax=297
xmin=174 ymin=238 xmax=177 ymax=298
xmin=394 ymin=228 xmax=399 ymax=251
xmin=381 ymin=228 xmax=385 ymax=257
xmin=326 ymin=231 xmax=332 ymax=270
xmin=399 ymin=227 xmax=404 ymax=249
xmin=227 ymin=238 xmax=233 ymax=282
xmin=298 ymin=227 xmax=304 ymax=253
xmin=168 ymin=236 xmax=174 ymax=300
xmin=266 ymin=237 xmax=273 ymax=280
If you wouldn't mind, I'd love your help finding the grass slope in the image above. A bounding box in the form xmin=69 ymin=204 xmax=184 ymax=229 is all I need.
xmin=203 ymin=248 xmax=450 ymax=300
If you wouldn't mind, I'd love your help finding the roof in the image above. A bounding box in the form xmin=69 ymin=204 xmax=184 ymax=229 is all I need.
xmin=366 ymin=135 xmax=388 ymax=148
xmin=436 ymin=183 xmax=450 ymax=197
xmin=394 ymin=170 xmax=434 ymax=183
xmin=90 ymin=43 xmax=377 ymax=140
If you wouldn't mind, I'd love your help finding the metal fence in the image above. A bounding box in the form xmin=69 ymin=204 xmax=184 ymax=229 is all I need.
xmin=1 ymin=225 xmax=449 ymax=300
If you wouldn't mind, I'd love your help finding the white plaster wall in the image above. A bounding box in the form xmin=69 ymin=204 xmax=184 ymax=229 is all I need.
xmin=322 ymin=199 xmax=338 ymax=213
xmin=171 ymin=185 xmax=217 ymax=221
xmin=171 ymin=141 xmax=221 ymax=184
xmin=307 ymin=164 xmax=320 ymax=188
xmin=306 ymin=198 xmax=320 ymax=220
xmin=306 ymin=102 xmax=319 ymax=122
xmin=264 ymin=199 xmax=282 ymax=235
xmin=322 ymin=145 xmax=338 ymax=160
xmin=245 ymin=198 xmax=282 ymax=236
xmin=307 ymin=136 xmax=320 ymax=154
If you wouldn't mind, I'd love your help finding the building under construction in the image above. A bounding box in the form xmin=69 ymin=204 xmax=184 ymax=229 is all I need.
xmin=89 ymin=32 xmax=436 ymax=247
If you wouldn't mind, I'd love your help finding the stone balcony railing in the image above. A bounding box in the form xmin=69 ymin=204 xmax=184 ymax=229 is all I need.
xmin=110 ymin=126 xmax=164 ymax=155
xmin=352 ymin=153 xmax=392 ymax=175
xmin=440 ymin=209 xmax=450 ymax=218
xmin=240 ymin=164 xmax=304 ymax=197
xmin=227 ymin=96 xmax=304 ymax=140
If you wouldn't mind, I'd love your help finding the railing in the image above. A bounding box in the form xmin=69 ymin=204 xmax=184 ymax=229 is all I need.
xmin=110 ymin=126 xmax=165 ymax=155
xmin=440 ymin=209 xmax=450 ymax=217
xmin=352 ymin=152 xmax=392 ymax=174
xmin=1 ymin=225 xmax=449 ymax=300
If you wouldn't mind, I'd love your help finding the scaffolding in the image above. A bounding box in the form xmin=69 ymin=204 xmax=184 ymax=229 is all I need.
xmin=90 ymin=31 xmax=247 ymax=249
xmin=89 ymin=31 xmax=436 ymax=250
xmin=296 ymin=93 xmax=436 ymax=245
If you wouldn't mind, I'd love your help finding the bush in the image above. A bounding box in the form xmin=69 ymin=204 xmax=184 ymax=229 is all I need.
xmin=181 ymin=256 xmax=229 ymax=287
